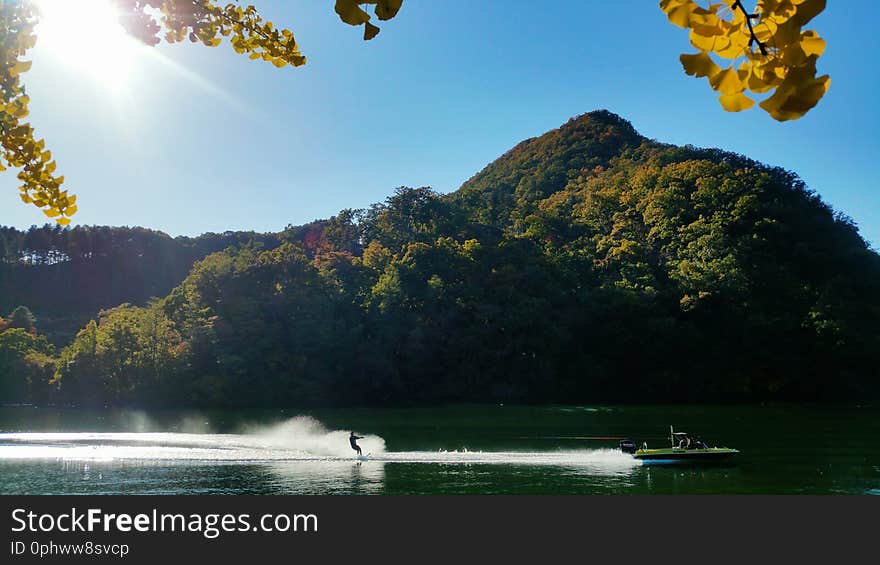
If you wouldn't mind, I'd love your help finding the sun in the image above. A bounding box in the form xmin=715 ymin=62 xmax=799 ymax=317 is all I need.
xmin=34 ymin=0 xmax=140 ymax=93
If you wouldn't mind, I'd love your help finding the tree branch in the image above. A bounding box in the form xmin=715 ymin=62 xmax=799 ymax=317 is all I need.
xmin=731 ymin=0 xmax=768 ymax=56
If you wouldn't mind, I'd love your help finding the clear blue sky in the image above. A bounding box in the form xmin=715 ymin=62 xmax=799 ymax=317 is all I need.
xmin=2 ymin=1 xmax=878 ymax=247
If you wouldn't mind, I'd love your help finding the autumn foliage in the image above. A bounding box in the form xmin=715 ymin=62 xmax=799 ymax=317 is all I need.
xmin=661 ymin=0 xmax=829 ymax=120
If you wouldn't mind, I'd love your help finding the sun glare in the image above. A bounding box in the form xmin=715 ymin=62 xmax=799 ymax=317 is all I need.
xmin=34 ymin=0 xmax=140 ymax=93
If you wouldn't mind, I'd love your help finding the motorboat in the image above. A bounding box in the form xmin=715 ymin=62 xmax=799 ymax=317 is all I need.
xmin=619 ymin=426 xmax=739 ymax=464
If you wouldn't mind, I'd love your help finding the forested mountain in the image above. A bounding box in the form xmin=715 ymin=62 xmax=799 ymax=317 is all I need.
xmin=2 ymin=111 xmax=878 ymax=407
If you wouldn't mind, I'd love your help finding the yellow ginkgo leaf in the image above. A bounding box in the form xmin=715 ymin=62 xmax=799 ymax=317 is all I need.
xmin=770 ymin=0 xmax=798 ymax=20
xmin=364 ymin=22 xmax=380 ymax=40
xmin=661 ymin=0 xmax=697 ymax=28
xmin=781 ymin=42 xmax=809 ymax=66
xmin=760 ymin=74 xmax=830 ymax=121
xmin=335 ymin=0 xmax=371 ymax=26
xmin=709 ymin=67 xmax=743 ymax=95
xmin=719 ymin=92 xmax=756 ymax=112
xmin=792 ymin=0 xmax=826 ymax=26
xmin=747 ymin=68 xmax=777 ymax=93
xmin=759 ymin=57 xmax=829 ymax=120
xmin=375 ymin=0 xmax=403 ymax=21
xmin=9 ymin=60 xmax=32 ymax=77
xmin=690 ymin=28 xmax=728 ymax=51
xmin=800 ymin=31 xmax=826 ymax=57
xmin=714 ymin=32 xmax=749 ymax=58
xmin=689 ymin=3 xmax=722 ymax=27
xmin=680 ymin=52 xmax=720 ymax=78
xmin=772 ymin=19 xmax=801 ymax=45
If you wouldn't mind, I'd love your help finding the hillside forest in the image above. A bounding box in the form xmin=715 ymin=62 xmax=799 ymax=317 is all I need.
xmin=1 ymin=111 xmax=877 ymax=407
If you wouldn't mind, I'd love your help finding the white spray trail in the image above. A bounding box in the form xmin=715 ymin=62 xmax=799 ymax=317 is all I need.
xmin=0 ymin=416 xmax=638 ymax=474
xmin=239 ymin=416 xmax=386 ymax=458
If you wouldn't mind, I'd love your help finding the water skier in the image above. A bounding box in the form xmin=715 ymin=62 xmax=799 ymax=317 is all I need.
xmin=349 ymin=431 xmax=363 ymax=456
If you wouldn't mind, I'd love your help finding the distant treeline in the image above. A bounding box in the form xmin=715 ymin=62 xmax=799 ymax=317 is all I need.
xmin=1 ymin=111 xmax=878 ymax=407
xmin=0 ymin=225 xmax=281 ymax=344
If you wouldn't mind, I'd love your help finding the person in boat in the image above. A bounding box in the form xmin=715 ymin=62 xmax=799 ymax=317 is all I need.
xmin=676 ymin=433 xmax=698 ymax=450
xmin=349 ymin=431 xmax=363 ymax=456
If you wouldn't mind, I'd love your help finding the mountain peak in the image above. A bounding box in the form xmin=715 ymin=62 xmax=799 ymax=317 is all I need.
xmin=562 ymin=109 xmax=640 ymax=136
xmin=453 ymin=110 xmax=645 ymax=226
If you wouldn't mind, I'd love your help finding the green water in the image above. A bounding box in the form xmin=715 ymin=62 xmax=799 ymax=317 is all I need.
xmin=1 ymin=404 xmax=877 ymax=494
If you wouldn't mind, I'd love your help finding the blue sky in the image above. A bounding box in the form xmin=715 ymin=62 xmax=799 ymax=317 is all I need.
xmin=2 ymin=1 xmax=878 ymax=247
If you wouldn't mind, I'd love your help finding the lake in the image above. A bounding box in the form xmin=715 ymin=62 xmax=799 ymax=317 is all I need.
xmin=1 ymin=404 xmax=877 ymax=494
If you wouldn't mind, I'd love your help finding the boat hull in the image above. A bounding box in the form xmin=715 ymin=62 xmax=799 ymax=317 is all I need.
xmin=633 ymin=448 xmax=739 ymax=465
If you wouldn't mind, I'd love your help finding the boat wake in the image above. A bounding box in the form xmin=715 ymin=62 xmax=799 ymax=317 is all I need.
xmin=0 ymin=416 xmax=639 ymax=471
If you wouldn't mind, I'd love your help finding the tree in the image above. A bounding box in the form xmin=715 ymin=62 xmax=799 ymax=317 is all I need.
xmin=53 ymin=304 xmax=185 ymax=406
xmin=1 ymin=0 xmax=404 ymax=224
xmin=323 ymin=209 xmax=364 ymax=255
xmin=661 ymin=0 xmax=829 ymax=120
xmin=361 ymin=187 xmax=459 ymax=253
xmin=0 ymin=326 xmax=54 ymax=403
xmin=7 ymin=305 xmax=36 ymax=333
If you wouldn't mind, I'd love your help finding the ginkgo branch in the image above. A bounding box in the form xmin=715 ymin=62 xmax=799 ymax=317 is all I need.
xmin=201 ymin=2 xmax=274 ymax=45
xmin=0 ymin=122 xmax=41 ymax=178
xmin=662 ymin=0 xmax=830 ymax=120
xmin=731 ymin=0 xmax=768 ymax=56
